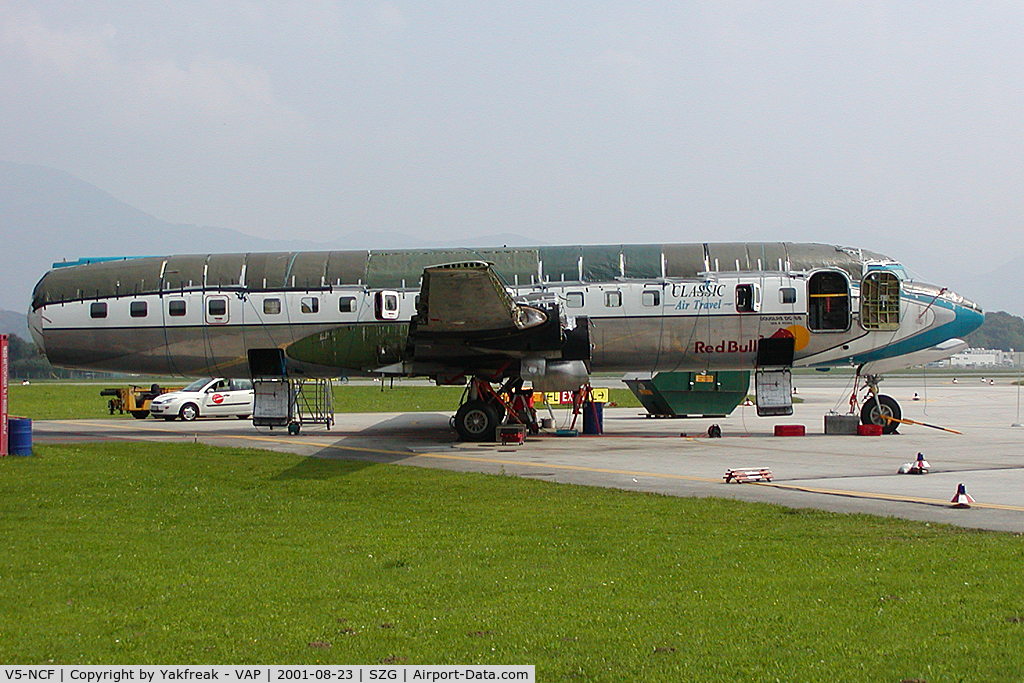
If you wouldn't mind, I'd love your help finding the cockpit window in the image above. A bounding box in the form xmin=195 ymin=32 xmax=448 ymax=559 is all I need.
xmin=808 ymin=271 xmax=850 ymax=332
xmin=868 ymin=264 xmax=908 ymax=281
xmin=861 ymin=271 xmax=900 ymax=331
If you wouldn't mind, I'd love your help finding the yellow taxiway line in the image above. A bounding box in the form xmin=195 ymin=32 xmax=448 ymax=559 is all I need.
xmin=60 ymin=421 xmax=1024 ymax=513
xmin=407 ymin=451 xmax=1024 ymax=513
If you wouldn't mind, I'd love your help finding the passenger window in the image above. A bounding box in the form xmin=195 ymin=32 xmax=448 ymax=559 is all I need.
xmin=300 ymin=297 xmax=319 ymax=314
xmin=208 ymin=299 xmax=227 ymax=317
xmin=90 ymin=302 xmax=107 ymax=319
xmin=861 ymin=271 xmax=900 ymax=331
xmin=264 ymin=298 xmax=281 ymax=315
xmin=642 ymin=290 xmax=661 ymax=307
xmin=168 ymin=300 xmax=186 ymax=317
xmin=808 ymin=271 xmax=850 ymax=331
xmin=604 ymin=291 xmax=622 ymax=307
xmin=566 ymin=292 xmax=584 ymax=308
xmin=780 ymin=288 xmax=797 ymax=304
xmin=339 ymin=296 xmax=356 ymax=313
xmin=130 ymin=301 xmax=148 ymax=318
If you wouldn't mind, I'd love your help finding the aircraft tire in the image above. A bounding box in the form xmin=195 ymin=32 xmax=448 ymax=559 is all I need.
xmin=454 ymin=400 xmax=499 ymax=442
xmin=179 ymin=403 xmax=200 ymax=422
xmin=861 ymin=394 xmax=901 ymax=434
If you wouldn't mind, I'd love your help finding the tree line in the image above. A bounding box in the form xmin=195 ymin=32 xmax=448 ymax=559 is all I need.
xmin=4 ymin=334 xmax=107 ymax=380
xmin=964 ymin=311 xmax=1024 ymax=352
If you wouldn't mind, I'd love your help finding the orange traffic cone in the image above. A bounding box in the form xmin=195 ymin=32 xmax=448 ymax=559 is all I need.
xmin=950 ymin=483 xmax=975 ymax=509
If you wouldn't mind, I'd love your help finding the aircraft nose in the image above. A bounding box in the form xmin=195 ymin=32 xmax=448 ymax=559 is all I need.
xmin=951 ymin=298 xmax=984 ymax=338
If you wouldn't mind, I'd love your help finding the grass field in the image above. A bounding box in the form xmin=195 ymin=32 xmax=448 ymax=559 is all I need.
xmin=6 ymin=382 xmax=643 ymax=421
xmin=2 ymin=443 xmax=1023 ymax=680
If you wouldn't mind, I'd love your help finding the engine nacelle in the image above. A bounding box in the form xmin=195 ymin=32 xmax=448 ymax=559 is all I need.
xmin=521 ymin=358 xmax=590 ymax=392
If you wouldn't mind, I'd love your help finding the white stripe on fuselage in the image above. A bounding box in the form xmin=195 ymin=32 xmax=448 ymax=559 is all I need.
xmin=35 ymin=270 xmax=950 ymax=374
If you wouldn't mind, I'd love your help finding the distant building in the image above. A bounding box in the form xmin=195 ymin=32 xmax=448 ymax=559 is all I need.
xmin=948 ymin=348 xmax=1015 ymax=367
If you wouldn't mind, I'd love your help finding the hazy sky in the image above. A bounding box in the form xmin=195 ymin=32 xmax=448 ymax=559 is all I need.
xmin=3 ymin=1 xmax=1023 ymax=284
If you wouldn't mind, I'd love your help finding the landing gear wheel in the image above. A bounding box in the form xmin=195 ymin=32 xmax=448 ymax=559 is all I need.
xmin=454 ymin=400 xmax=499 ymax=442
xmin=288 ymin=422 xmax=301 ymax=435
xmin=861 ymin=394 xmax=901 ymax=434
xmin=179 ymin=403 xmax=199 ymax=422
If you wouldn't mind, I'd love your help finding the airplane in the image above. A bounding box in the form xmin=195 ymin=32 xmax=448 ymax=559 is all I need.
xmin=28 ymin=242 xmax=984 ymax=438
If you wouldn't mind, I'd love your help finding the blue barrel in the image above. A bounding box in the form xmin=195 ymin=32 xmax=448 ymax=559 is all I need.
xmin=8 ymin=417 xmax=32 ymax=456
xmin=582 ymin=401 xmax=603 ymax=435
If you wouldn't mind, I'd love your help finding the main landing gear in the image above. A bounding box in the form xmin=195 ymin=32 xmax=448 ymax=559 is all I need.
xmin=853 ymin=372 xmax=902 ymax=434
xmin=451 ymin=377 xmax=539 ymax=442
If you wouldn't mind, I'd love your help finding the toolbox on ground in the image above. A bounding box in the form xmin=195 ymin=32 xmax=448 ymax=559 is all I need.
xmin=498 ymin=423 xmax=527 ymax=445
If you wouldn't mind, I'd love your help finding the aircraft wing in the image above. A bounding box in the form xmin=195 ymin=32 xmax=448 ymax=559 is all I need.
xmin=415 ymin=261 xmax=546 ymax=333
xmin=398 ymin=260 xmax=582 ymax=374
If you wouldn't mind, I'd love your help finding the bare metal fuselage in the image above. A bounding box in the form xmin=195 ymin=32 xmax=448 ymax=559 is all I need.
xmin=28 ymin=243 xmax=984 ymax=380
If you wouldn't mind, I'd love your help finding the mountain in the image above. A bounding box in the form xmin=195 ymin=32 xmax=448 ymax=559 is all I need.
xmin=964 ymin=310 xmax=1024 ymax=351
xmin=960 ymin=254 xmax=1024 ymax=318
xmin=0 ymin=162 xmax=538 ymax=311
xmin=0 ymin=162 xmax=317 ymax=311
xmin=0 ymin=309 xmax=29 ymax=340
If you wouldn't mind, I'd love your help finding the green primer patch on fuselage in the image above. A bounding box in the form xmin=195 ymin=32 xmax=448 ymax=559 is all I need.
xmin=287 ymin=322 xmax=409 ymax=371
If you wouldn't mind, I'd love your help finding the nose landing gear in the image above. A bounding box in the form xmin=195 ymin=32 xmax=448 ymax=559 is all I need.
xmin=853 ymin=372 xmax=901 ymax=434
